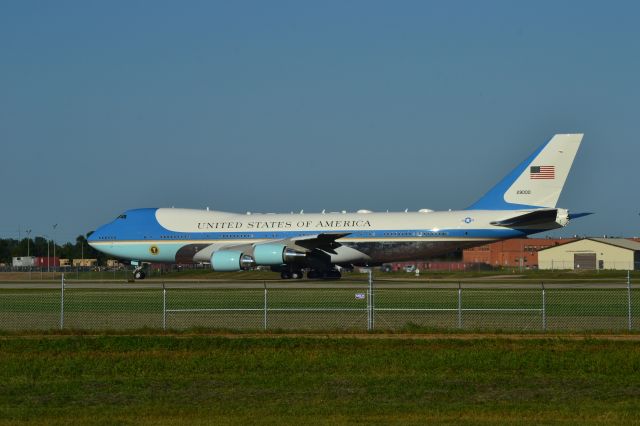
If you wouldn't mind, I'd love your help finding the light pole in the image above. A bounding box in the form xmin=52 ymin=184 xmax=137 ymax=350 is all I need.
xmin=25 ymin=229 xmax=32 ymax=257
xmin=52 ymin=224 xmax=58 ymax=271
xmin=25 ymin=229 xmax=32 ymax=275
xmin=44 ymin=235 xmax=50 ymax=273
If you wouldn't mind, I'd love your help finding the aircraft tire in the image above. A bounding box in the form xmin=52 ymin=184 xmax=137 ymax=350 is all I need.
xmin=280 ymin=271 xmax=291 ymax=280
xmin=327 ymin=270 xmax=342 ymax=280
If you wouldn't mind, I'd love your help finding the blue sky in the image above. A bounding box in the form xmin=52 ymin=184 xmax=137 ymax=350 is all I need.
xmin=1 ymin=1 xmax=639 ymax=243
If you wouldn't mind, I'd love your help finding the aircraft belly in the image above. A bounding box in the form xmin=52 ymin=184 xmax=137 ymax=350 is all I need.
xmin=177 ymin=243 xmax=215 ymax=264
xmin=172 ymin=240 xmax=496 ymax=266
xmin=342 ymin=240 xmax=492 ymax=264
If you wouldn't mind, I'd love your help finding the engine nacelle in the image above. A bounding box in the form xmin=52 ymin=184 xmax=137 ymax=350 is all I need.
xmin=253 ymin=243 xmax=306 ymax=265
xmin=210 ymin=250 xmax=255 ymax=271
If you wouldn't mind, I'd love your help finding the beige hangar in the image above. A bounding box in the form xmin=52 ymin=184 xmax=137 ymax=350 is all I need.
xmin=538 ymin=238 xmax=640 ymax=270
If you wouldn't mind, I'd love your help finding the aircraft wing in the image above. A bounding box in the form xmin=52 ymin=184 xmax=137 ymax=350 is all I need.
xmin=288 ymin=233 xmax=350 ymax=254
xmin=191 ymin=232 xmax=350 ymax=262
xmin=219 ymin=232 xmax=350 ymax=253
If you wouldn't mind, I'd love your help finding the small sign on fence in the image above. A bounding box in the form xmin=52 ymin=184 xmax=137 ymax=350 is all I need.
xmin=355 ymin=293 xmax=366 ymax=300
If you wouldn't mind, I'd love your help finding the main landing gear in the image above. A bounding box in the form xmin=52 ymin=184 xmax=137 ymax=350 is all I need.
xmin=274 ymin=266 xmax=343 ymax=280
xmin=279 ymin=269 xmax=342 ymax=280
xmin=280 ymin=269 xmax=304 ymax=280
xmin=307 ymin=269 xmax=342 ymax=280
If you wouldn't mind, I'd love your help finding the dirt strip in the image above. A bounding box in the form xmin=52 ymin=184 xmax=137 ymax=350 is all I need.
xmin=2 ymin=332 xmax=640 ymax=341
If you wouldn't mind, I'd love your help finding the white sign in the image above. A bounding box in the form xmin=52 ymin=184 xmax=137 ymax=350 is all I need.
xmin=355 ymin=293 xmax=366 ymax=300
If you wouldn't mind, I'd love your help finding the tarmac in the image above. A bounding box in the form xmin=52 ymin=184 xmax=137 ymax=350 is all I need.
xmin=0 ymin=280 xmax=632 ymax=290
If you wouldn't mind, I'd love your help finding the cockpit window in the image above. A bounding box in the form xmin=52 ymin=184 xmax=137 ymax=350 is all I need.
xmin=117 ymin=214 xmax=127 ymax=219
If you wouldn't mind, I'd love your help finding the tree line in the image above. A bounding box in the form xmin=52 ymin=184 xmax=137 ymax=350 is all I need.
xmin=0 ymin=234 xmax=109 ymax=264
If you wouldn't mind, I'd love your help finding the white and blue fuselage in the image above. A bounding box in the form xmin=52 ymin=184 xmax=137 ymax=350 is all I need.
xmin=88 ymin=207 xmax=554 ymax=264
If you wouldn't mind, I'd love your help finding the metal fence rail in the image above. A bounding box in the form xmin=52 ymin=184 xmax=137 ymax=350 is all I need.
xmin=0 ymin=273 xmax=637 ymax=332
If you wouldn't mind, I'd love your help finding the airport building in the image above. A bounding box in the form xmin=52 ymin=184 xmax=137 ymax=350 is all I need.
xmin=12 ymin=256 xmax=60 ymax=268
xmin=462 ymin=238 xmax=575 ymax=268
xmin=72 ymin=259 xmax=98 ymax=267
xmin=34 ymin=257 xmax=61 ymax=268
xmin=12 ymin=256 xmax=35 ymax=267
xmin=106 ymin=259 xmax=123 ymax=268
xmin=538 ymin=238 xmax=640 ymax=270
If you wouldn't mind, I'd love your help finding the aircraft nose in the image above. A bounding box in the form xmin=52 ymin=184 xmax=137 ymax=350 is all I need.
xmin=87 ymin=223 xmax=110 ymax=246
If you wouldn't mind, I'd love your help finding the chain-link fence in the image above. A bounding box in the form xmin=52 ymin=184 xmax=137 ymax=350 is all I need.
xmin=0 ymin=266 xmax=178 ymax=281
xmin=0 ymin=275 xmax=638 ymax=332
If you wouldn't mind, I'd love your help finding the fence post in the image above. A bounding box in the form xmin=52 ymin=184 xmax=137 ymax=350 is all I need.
xmin=367 ymin=269 xmax=373 ymax=331
xmin=60 ymin=273 xmax=65 ymax=330
xmin=263 ymin=282 xmax=268 ymax=331
xmin=542 ymin=282 xmax=546 ymax=331
xmin=372 ymin=270 xmax=375 ymax=330
xmin=457 ymin=282 xmax=462 ymax=329
xmin=162 ymin=281 xmax=167 ymax=331
xmin=371 ymin=269 xmax=375 ymax=330
xmin=628 ymin=271 xmax=632 ymax=332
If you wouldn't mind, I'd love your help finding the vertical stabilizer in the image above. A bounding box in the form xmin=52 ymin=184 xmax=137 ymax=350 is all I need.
xmin=467 ymin=134 xmax=583 ymax=210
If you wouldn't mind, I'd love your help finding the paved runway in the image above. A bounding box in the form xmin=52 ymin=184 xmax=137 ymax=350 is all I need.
xmin=0 ymin=280 xmax=632 ymax=290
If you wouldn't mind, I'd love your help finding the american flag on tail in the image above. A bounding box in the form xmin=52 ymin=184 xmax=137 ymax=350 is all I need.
xmin=530 ymin=166 xmax=555 ymax=179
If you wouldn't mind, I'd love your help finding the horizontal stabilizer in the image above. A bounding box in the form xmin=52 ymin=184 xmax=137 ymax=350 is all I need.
xmin=569 ymin=212 xmax=593 ymax=220
xmin=490 ymin=209 xmax=559 ymax=227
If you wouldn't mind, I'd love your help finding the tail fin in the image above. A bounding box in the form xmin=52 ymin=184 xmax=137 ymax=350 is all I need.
xmin=467 ymin=134 xmax=583 ymax=210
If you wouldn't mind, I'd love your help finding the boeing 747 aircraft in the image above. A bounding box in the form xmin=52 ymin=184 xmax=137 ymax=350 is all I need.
xmin=88 ymin=134 xmax=588 ymax=279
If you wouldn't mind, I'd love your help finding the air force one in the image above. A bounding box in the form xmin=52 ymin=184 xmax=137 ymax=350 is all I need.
xmin=88 ymin=134 xmax=589 ymax=279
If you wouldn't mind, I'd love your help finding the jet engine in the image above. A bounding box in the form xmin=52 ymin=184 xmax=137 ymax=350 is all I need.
xmin=253 ymin=243 xmax=306 ymax=265
xmin=210 ymin=250 xmax=255 ymax=271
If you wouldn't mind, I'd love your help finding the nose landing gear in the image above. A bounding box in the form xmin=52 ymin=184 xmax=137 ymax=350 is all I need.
xmin=134 ymin=269 xmax=146 ymax=280
xmin=133 ymin=264 xmax=147 ymax=280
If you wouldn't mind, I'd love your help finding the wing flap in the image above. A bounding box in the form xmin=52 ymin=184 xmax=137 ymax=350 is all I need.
xmin=291 ymin=233 xmax=350 ymax=253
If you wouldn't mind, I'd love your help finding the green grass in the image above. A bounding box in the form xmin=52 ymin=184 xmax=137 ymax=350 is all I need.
xmin=1 ymin=335 xmax=640 ymax=425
